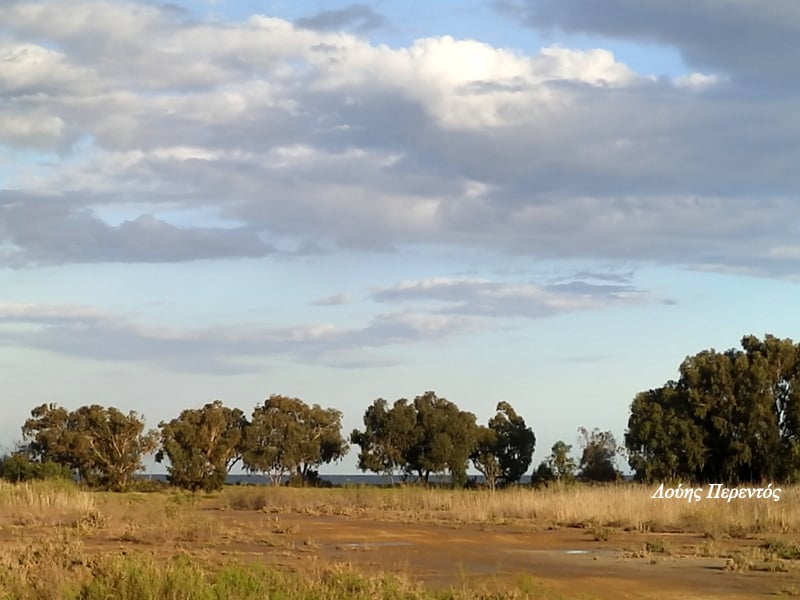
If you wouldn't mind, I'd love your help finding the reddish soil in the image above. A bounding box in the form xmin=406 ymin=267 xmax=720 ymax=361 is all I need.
xmin=177 ymin=512 xmax=800 ymax=598
xmin=12 ymin=509 xmax=798 ymax=598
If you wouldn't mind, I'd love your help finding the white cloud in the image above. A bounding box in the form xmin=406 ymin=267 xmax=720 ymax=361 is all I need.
xmin=0 ymin=1 xmax=798 ymax=276
xmin=372 ymin=276 xmax=655 ymax=318
xmin=675 ymin=72 xmax=719 ymax=89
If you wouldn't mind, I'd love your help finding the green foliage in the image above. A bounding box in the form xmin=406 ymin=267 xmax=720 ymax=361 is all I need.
xmin=490 ymin=402 xmax=536 ymax=485
xmin=761 ymin=539 xmax=800 ymax=560
xmin=470 ymin=402 xmax=535 ymax=489
xmin=242 ymin=395 xmax=348 ymax=485
xmin=531 ymin=461 xmax=555 ymax=487
xmin=157 ymin=400 xmax=247 ymax=492
xmin=410 ymin=392 xmax=477 ymax=487
xmin=0 ymin=453 xmax=73 ymax=482
xmin=22 ymin=404 xmax=158 ymax=490
xmin=626 ymin=334 xmax=800 ymax=484
xmin=0 ymin=547 xmax=554 ymax=600
xmin=532 ymin=440 xmax=577 ymax=486
xmin=577 ymin=427 xmax=621 ymax=482
xmin=548 ymin=440 xmax=577 ymax=482
xmin=351 ymin=391 xmax=478 ymax=486
xmin=350 ymin=398 xmax=413 ymax=478
xmin=470 ymin=425 xmax=501 ymax=490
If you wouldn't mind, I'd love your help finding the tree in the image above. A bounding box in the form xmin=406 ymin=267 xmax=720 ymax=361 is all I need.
xmin=547 ymin=440 xmax=577 ymax=482
xmin=490 ymin=401 xmax=535 ymax=486
xmin=577 ymin=427 xmax=620 ymax=482
xmin=242 ymin=395 xmax=348 ymax=485
xmin=156 ymin=400 xmax=247 ymax=492
xmin=470 ymin=425 xmax=501 ymax=490
xmin=470 ymin=402 xmax=535 ymax=489
xmin=350 ymin=398 xmax=416 ymax=480
xmin=409 ymin=392 xmax=477 ymax=486
xmin=352 ymin=391 xmax=477 ymax=486
xmin=22 ymin=403 xmax=157 ymax=490
xmin=626 ymin=382 xmax=706 ymax=482
xmin=626 ymin=334 xmax=800 ymax=483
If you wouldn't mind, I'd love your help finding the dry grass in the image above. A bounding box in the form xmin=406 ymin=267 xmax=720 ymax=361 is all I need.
xmin=0 ymin=480 xmax=96 ymax=529
xmin=0 ymin=480 xmax=95 ymax=513
xmin=1 ymin=480 xmax=799 ymax=598
xmin=0 ymin=527 xmax=567 ymax=600
xmin=2 ymin=480 xmax=798 ymax=538
xmin=216 ymin=483 xmax=800 ymax=535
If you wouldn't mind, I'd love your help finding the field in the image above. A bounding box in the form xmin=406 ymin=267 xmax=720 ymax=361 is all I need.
xmin=2 ymin=481 xmax=800 ymax=599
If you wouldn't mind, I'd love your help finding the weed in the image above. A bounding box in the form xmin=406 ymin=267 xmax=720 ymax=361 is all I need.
xmin=589 ymin=526 xmax=612 ymax=541
xmin=762 ymin=539 xmax=800 ymax=560
xmin=645 ymin=539 xmax=668 ymax=554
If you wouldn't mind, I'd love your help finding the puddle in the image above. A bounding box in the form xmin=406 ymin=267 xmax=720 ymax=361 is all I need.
xmin=505 ymin=549 xmax=616 ymax=558
xmin=337 ymin=541 xmax=414 ymax=549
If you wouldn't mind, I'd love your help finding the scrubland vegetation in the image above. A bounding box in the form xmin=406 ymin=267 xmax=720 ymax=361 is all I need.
xmin=2 ymin=480 xmax=800 ymax=598
xmin=6 ymin=334 xmax=800 ymax=597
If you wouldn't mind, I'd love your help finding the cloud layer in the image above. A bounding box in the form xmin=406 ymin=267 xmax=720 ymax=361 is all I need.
xmin=497 ymin=0 xmax=800 ymax=83
xmin=0 ymin=1 xmax=798 ymax=276
xmin=0 ymin=272 xmax=651 ymax=372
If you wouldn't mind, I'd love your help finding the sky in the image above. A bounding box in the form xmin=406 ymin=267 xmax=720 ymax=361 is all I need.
xmin=3 ymin=0 xmax=800 ymax=475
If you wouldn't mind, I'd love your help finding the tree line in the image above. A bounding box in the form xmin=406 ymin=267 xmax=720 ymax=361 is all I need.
xmin=1 ymin=391 xmax=619 ymax=491
xmin=7 ymin=333 xmax=792 ymax=491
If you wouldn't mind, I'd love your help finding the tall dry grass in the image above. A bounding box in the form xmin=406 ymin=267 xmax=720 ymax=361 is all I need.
xmin=218 ymin=483 xmax=800 ymax=535
xmin=0 ymin=480 xmax=96 ymax=528
xmin=0 ymin=480 xmax=95 ymax=513
xmin=2 ymin=480 xmax=798 ymax=537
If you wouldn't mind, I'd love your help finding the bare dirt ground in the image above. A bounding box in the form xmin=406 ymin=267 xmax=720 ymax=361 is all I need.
xmin=65 ymin=509 xmax=800 ymax=599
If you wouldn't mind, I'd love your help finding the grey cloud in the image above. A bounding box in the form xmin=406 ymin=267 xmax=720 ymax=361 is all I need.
xmin=311 ymin=293 xmax=351 ymax=306
xmin=296 ymin=4 xmax=386 ymax=33
xmin=570 ymin=270 xmax=634 ymax=284
xmin=545 ymin=281 xmax=637 ymax=296
xmin=372 ymin=278 xmax=654 ymax=319
xmin=0 ymin=194 xmax=274 ymax=266
xmin=0 ymin=302 xmax=475 ymax=373
xmin=497 ymin=0 xmax=800 ymax=82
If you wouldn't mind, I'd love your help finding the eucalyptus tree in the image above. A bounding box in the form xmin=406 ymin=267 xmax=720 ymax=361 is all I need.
xmin=352 ymin=391 xmax=478 ymax=486
xmin=471 ymin=402 xmax=535 ymax=489
xmin=242 ymin=395 xmax=348 ymax=485
xmin=22 ymin=403 xmax=157 ymax=489
xmin=626 ymin=334 xmax=800 ymax=483
xmin=156 ymin=400 xmax=248 ymax=491
xmin=577 ymin=427 xmax=621 ymax=482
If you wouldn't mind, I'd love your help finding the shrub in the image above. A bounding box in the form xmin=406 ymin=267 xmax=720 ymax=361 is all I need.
xmin=0 ymin=453 xmax=73 ymax=483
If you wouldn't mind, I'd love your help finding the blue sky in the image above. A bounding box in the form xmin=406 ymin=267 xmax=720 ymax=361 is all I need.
xmin=3 ymin=0 xmax=800 ymax=474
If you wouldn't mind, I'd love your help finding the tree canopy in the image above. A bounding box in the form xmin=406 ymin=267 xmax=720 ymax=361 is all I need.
xmin=577 ymin=427 xmax=620 ymax=482
xmin=22 ymin=403 xmax=157 ymax=490
xmin=156 ymin=400 xmax=247 ymax=492
xmin=533 ymin=440 xmax=577 ymax=485
xmin=242 ymin=395 xmax=348 ymax=485
xmin=351 ymin=391 xmax=478 ymax=486
xmin=626 ymin=334 xmax=800 ymax=484
xmin=470 ymin=402 xmax=535 ymax=489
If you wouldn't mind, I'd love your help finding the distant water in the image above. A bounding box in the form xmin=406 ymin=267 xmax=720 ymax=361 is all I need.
xmin=138 ymin=473 xmax=633 ymax=486
xmin=139 ymin=473 xmax=504 ymax=486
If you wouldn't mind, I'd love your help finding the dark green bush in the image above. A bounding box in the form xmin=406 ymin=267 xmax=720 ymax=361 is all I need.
xmin=0 ymin=453 xmax=74 ymax=482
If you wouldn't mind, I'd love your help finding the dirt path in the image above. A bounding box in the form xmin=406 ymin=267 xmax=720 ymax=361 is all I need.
xmin=188 ymin=512 xmax=800 ymax=599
